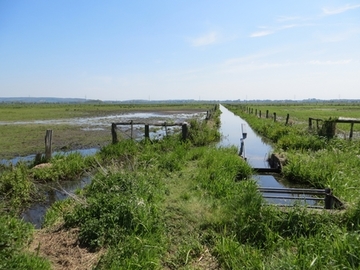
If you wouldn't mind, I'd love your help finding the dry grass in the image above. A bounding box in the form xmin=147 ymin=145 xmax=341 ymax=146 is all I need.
xmin=28 ymin=224 xmax=105 ymax=270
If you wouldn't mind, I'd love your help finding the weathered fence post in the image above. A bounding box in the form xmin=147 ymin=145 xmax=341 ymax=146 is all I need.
xmin=259 ymin=110 xmax=261 ymax=118
xmin=145 ymin=124 xmax=150 ymax=139
xmin=164 ymin=122 xmax=168 ymax=137
xmin=45 ymin=129 xmax=52 ymax=161
xmin=111 ymin=123 xmax=118 ymax=144
xmin=350 ymin=122 xmax=354 ymax=140
xmin=285 ymin=114 xmax=290 ymax=125
xmin=309 ymin=118 xmax=312 ymax=129
xmin=266 ymin=110 xmax=269 ymax=118
xmin=182 ymin=123 xmax=188 ymax=140
xmin=273 ymin=112 xmax=277 ymax=122
xmin=130 ymin=120 xmax=133 ymax=139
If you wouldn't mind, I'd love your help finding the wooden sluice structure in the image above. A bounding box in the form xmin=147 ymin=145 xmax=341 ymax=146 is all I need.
xmin=245 ymin=148 xmax=344 ymax=210
xmin=258 ymin=186 xmax=344 ymax=210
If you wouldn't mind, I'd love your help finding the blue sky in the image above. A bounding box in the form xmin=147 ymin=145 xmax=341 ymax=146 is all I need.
xmin=1 ymin=1 xmax=359 ymax=101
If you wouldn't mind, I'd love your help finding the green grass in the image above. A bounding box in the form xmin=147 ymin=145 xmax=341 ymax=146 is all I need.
xmin=0 ymin=213 xmax=51 ymax=270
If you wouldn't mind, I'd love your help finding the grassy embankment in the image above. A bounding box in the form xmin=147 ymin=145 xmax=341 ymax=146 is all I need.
xmin=2 ymin=103 xmax=360 ymax=269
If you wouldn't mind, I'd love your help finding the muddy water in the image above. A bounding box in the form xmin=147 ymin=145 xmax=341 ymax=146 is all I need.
xmin=218 ymin=105 xmax=319 ymax=207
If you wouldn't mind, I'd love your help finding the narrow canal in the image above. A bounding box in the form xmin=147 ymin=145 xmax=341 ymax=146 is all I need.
xmin=218 ymin=104 xmax=322 ymax=207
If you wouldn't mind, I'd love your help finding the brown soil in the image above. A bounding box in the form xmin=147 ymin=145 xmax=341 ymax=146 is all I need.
xmin=189 ymin=247 xmax=220 ymax=270
xmin=28 ymin=224 xmax=104 ymax=270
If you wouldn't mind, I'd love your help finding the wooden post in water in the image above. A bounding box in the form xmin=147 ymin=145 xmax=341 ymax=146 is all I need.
xmin=45 ymin=129 xmax=52 ymax=161
xmin=273 ymin=112 xmax=277 ymax=122
xmin=182 ymin=123 xmax=188 ymax=140
xmin=145 ymin=124 xmax=150 ymax=139
xmin=266 ymin=110 xmax=269 ymax=118
xmin=165 ymin=122 xmax=168 ymax=137
xmin=324 ymin=188 xmax=333 ymax=209
xmin=285 ymin=114 xmax=290 ymax=125
xmin=349 ymin=122 xmax=354 ymax=140
xmin=111 ymin=123 xmax=118 ymax=144
xmin=130 ymin=120 xmax=133 ymax=139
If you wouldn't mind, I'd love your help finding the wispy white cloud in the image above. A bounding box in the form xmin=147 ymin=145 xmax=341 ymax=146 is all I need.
xmin=250 ymin=24 xmax=307 ymax=38
xmin=309 ymin=59 xmax=352 ymax=65
xmin=223 ymin=50 xmax=281 ymax=65
xmin=250 ymin=30 xmax=274 ymax=37
xmin=190 ymin=31 xmax=218 ymax=47
xmin=221 ymin=49 xmax=296 ymax=73
xmin=322 ymin=4 xmax=360 ymax=15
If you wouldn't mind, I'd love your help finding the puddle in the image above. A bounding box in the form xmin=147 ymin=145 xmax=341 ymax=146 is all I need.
xmin=21 ymin=176 xmax=92 ymax=229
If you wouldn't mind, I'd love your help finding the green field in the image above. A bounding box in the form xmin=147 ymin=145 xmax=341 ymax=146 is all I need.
xmin=239 ymin=102 xmax=360 ymax=132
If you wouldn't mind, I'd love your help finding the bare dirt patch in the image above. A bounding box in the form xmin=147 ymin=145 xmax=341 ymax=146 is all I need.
xmin=28 ymin=225 xmax=104 ymax=270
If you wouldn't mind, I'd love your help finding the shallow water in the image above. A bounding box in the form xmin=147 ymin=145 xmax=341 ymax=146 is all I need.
xmin=218 ymin=105 xmax=319 ymax=207
xmin=0 ymin=111 xmax=205 ymax=127
xmin=218 ymin=104 xmax=272 ymax=168
xmin=21 ymin=176 xmax=92 ymax=229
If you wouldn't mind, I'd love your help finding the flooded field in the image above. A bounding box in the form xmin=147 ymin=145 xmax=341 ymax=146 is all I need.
xmin=14 ymin=110 xmax=206 ymax=228
xmin=0 ymin=109 xmax=207 ymax=161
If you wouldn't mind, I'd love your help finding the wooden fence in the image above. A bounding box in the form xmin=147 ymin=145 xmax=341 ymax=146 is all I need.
xmin=39 ymin=105 xmax=218 ymax=160
xmin=243 ymin=106 xmax=359 ymax=140
xmin=111 ymin=122 xmax=189 ymax=144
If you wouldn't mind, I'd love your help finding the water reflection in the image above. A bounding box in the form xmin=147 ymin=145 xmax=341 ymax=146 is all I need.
xmin=0 ymin=148 xmax=99 ymax=166
xmin=218 ymin=104 xmax=272 ymax=168
xmin=21 ymin=176 xmax=91 ymax=229
xmin=218 ymin=104 xmax=320 ymax=207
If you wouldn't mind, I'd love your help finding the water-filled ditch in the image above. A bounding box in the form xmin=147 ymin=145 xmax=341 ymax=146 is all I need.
xmin=218 ymin=104 xmax=321 ymax=207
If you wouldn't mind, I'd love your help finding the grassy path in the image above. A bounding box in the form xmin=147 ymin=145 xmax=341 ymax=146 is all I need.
xmin=161 ymin=161 xmax=220 ymax=269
